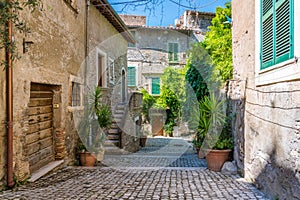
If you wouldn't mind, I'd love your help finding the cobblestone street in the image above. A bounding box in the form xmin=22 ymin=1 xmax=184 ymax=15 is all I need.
xmin=0 ymin=137 xmax=269 ymax=200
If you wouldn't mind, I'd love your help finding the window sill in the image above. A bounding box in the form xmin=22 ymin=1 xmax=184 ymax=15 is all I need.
xmin=256 ymin=58 xmax=300 ymax=86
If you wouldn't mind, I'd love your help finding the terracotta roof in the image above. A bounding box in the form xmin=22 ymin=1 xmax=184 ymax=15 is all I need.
xmin=127 ymin=25 xmax=206 ymax=35
xmin=91 ymin=0 xmax=135 ymax=43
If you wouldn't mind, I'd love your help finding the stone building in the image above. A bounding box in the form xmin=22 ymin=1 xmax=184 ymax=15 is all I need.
xmin=0 ymin=0 xmax=138 ymax=188
xmin=230 ymin=0 xmax=300 ymax=199
xmin=120 ymin=13 xmax=214 ymax=95
xmin=175 ymin=10 xmax=215 ymax=32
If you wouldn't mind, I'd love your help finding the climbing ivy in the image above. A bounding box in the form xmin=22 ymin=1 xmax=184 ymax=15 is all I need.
xmin=0 ymin=0 xmax=40 ymax=69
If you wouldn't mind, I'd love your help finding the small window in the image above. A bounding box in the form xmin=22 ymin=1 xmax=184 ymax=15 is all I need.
xmin=260 ymin=0 xmax=293 ymax=69
xmin=97 ymin=53 xmax=107 ymax=87
xmin=71 ymin=82 xmax=81 ymax=107
xmin=128 ymin=66 xmax=136 ymax=86
xmin=68 ymin=75 xmax=83 ymax=111
xmin=109 ymin=58 xmax=115 ymax=84
xmin=168 ymin=43 xmax=179 ymax=62
xmin=151 ymin=77 xmax=160 ymax=95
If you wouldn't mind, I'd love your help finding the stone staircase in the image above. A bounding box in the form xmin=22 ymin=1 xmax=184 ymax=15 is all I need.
xmin=104 ymin=103 xmax=126 ymax=154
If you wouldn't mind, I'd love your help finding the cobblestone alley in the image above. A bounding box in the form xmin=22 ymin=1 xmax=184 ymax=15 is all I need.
xmin=0 ymin=137 xmax=269 ymax=200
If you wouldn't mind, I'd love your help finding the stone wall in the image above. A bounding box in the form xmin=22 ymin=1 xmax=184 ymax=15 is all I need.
xmin=121 ymin=92 xmax=143 ymax=152
xmin=232 ymin=0 xmax=300 ymax=199
xmin=178 ymin=11 xmax=215 ymax=32
xmin=128 ymin=27 xmax=197 ymax=93
xmin=0 ymin=0 xmax=129 ymax=188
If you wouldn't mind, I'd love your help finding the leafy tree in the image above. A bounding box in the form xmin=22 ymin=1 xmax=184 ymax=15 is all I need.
xmin=161 ymin=66 xmax=186 ymax=104
xmin=201 ymin=2 xmax=232 ymax=83
xmin=156 ymin=86 xmax=180 ymax=136
xmin=141 ymin=88 xmax=156 ymax=123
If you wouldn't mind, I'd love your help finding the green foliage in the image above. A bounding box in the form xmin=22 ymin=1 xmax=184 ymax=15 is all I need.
xmin=184 ymin=43 xmax=213 ymax=128
xmin=93 ymin=87 xmax=112 ymax=129
xmin=13 ymin=176 xmax=29 ymax=188
xmin=163 ymin=122 xmax=175 ymax=136
xmin=161 ymin=66 xmax=186 ymax=104
xmin=141 ymin=88 xmax=156 ymax=122
xmin=198 ymin=94 xmax=233 ymax=150
xmin=0 ymin=0 xmax=40 ymax=69
xmin=78 ymin=87 xmax=112 ymax=153
xmin=185 ymin=57 xmax=210 ymax=102
xmin=157 ymin=86 xmax=181 ymax=137
xmin=201 ymin=2 xmax=232 ymax=83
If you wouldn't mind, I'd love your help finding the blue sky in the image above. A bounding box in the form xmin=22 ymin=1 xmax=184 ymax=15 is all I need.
xmin=108 ymin=0 xmax=230 ymax=26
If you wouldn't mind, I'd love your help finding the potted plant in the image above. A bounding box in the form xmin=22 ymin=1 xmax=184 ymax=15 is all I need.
xmin=78 ymin=86 xmax=112 ymax=166
xmin=198 ymin=94 xmax=233 ymax=171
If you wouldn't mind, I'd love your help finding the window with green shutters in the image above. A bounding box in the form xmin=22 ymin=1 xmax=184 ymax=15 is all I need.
xmin=261 ymin=0 xmax=294 ymax=70
xmin=128 ymin=66 xmax=136 ymax=86
xmin=151 ymin=78 xmax=160 ymax=95
xmin=168 ymin=43 xmax=179 ymax=62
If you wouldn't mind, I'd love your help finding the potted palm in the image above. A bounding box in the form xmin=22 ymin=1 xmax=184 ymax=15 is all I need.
xmin=198 ymin=94 xmax=233 ymax=171
xmin=78 ymin=86 xmax=112 ymax=166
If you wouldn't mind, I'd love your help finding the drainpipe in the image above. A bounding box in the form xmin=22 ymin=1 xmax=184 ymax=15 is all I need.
xmin=84 ymin=0 xmax=90 ymax=82
xmin=6 ymin=0 xmax=14 ymax=188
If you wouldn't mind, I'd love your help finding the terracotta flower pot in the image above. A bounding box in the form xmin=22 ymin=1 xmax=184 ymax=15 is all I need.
xmin=205 ymin=149 xmax=231 ymax=172
xmin=80 ymin=152 xmax=96 ymax=166
xmin=140 ymin=137 xmax=147 ymax=147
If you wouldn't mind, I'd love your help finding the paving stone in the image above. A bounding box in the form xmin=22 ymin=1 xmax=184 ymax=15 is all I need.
xmin=0 ymin=137 xmax=270 ymax=200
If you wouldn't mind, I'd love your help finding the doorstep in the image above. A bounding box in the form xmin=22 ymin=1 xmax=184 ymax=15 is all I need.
xmin=28 ymin=160 xmax=64 ymax=182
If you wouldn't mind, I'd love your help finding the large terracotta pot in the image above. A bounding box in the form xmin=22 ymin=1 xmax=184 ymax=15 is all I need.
xmin=205 ymin=149 xmax=231 ymax=172
xmin=80 ymin=152 xmax=96 ymax=166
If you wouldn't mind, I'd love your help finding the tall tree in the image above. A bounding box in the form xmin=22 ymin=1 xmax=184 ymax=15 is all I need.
xmin=201 ymin=2 xmax=232 ymax=83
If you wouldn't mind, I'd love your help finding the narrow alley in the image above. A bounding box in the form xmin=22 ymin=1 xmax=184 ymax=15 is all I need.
xmin=0 ymin=137 xmax=269 ymax=200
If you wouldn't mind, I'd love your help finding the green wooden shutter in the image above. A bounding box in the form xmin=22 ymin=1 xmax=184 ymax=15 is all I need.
xmin=174 ymin=43 xmax=178 ymax=61
xmin=261 ymin=0 xmax=293 ymax=70
xmin=128 ymin=67 xmax=136 ymax=86
xmin=151 ymin=78 xmax=160 ymax=95
xmin=168 ymin=43 xmax=179 ymax=62
xmin=168 ymin=43 xmax=174 ymax=61
xmin=275 ymin=0 xmax=293 ymax=64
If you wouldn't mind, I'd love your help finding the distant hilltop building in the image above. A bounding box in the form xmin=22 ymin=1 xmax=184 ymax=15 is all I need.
xmin=175 ymin=10 xmax=215 ymax=32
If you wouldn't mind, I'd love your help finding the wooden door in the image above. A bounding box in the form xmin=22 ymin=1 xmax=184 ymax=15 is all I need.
xmin=26 ymin=83 xmax=55 ymax=173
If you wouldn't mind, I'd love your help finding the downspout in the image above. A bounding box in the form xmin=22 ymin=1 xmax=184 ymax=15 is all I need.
xmin=6 ymin=0 xmax=14 ymax=188
xmin=85 ymin=0 xmax=90 ymax=81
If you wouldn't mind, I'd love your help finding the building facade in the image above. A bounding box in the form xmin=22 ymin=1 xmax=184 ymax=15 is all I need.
xmin=231 ymin=0 xmax=300 ymax=199
xmin=120 ymin=13 xmax=214 ymax=95
xmin=0 ymin=0 xmax=135 ymax=188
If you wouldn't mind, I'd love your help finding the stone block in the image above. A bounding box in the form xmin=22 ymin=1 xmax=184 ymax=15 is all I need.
xmin=221 ymin=161 xmax=238 ymax=175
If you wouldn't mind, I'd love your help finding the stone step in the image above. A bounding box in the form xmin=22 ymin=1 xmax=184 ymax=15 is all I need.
xmin=116 ymin=104 xmax=126 ymax=109
xmin=113 ymin=118 xmax=123 ymax=123
xmin=29 ymin=160 xmax=64 ymax=182
xmin=114 ymin=109 xmax=125 ymax=115
xmin=108 ymin=128 xmax=121 ymax=134
xmin=105 ymin=140 xmax=120 ymax=147
xmin=111 ymin=123 xmax=119 ymax=129
xmin=104 ymin=146 xmax=129 ymax=155
xmin=113 ymin=114 xmax=123 ymax=119
xmin=106 ymin=134 xmax=120 ymax=140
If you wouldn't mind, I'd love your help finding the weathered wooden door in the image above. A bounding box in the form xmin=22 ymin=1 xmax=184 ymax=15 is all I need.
xmin=26 ymin=83 xmax=55 ymax=173
xmin=151 ymin=114 xmax=164 ymax=136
